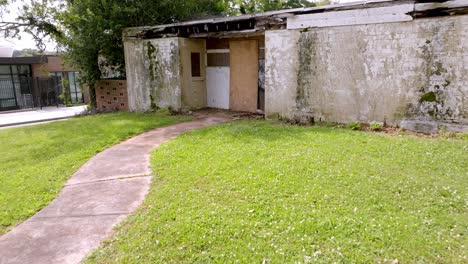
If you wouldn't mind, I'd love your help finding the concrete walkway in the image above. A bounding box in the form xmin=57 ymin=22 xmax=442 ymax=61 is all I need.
xmin=0 ymin=116 xmax=229 ymax=264
xmin=0 ymin=106 xmax=86 ymax=128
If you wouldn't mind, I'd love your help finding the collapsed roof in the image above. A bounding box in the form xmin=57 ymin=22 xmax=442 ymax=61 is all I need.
xmin=123 ymin=0 xmax=468 ymax=40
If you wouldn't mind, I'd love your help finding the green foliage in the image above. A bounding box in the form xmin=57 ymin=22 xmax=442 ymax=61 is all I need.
xmin=5 ymin=0 xmax=321 ymax=108
xmin=348 ymin=121 xmax=361 ymax=130
xmin=316 ymin=0 xmax=331 ymax=6
xmin=57 ymin=0 xmax=224 ymax=81
xmin=86 ymin=120 xmax=467 ymax=263
xmin=13 ymin=48 xmax=42 ymax=57
xmin=370 ymin=121 xmax=384 ymax=131
xmin=229 ymin=0 xmax=316 ymax=14
xmin=59 ymin=85 xmax=72 ymax=106
xmin=0 ymin=112 xmax=191 ymax=235
xmin=420 ymin=91 xmax=437 ymax=102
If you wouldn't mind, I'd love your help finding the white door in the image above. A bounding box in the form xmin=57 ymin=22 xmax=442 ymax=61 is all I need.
xmin=206 ymin=50 xmax=230 ymax=109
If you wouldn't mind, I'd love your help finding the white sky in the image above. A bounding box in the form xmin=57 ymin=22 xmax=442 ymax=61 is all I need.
xmin=0 ymin=1 xmax=57 ymax=51
xmin=0 ymin=0 xmax=360 ymax=51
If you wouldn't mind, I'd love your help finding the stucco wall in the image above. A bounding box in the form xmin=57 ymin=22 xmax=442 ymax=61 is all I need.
xmin=265 ymin=16 xmax=468 ymax=130
xmin=124 ymin=38 xmax=181 ymax=112
xmin=179 ymin=38 xmax=206 ymax=110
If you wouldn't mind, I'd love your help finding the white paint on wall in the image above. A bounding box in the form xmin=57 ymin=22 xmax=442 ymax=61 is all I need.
xmin=287 ymin=4 xmax=414 ymax=29
xmin=207 ymin=67 xmax=230 ymax=109
xmin=266 ymin=15 xmax=468 ymax=128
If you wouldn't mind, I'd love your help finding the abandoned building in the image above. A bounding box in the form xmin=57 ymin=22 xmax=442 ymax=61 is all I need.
xmin=123 ymin=0 xmax=468 ymax=133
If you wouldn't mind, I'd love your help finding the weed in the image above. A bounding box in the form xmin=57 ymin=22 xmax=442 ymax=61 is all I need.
xmin=348 ymin=121 xmax=361 ymax=130
xmin=370 ymin=121 xmax=384 ymax=131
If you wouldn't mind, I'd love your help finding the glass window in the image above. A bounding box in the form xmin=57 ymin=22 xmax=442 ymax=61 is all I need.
xmin=74 ymin=72 xmax=81 ymax=92
xmin=68 ymin=72 xmax=76 ymax=93
xmin=17 ymin=65 xmax=30 ymax=75
xmin=191 ymin=52 xmax=201 ymax=77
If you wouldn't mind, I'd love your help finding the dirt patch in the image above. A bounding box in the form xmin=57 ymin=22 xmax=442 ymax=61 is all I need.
xmin=192 ymin=108 xmax=264 ymax=120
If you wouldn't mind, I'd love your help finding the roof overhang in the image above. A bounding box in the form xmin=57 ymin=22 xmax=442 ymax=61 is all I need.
xmin=123 ymin=0 xmax=468 ymax=40
xmin=0 ymin=56 xmax=48 ymax=65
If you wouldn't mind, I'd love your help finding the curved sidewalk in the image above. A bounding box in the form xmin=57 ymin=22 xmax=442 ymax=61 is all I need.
xmin=0 ymin=116 xmax=229 ymax=264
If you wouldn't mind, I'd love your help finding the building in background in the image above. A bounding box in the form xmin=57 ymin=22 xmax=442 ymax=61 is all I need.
xmin=0 ymin=55 xmax=89 ymax=111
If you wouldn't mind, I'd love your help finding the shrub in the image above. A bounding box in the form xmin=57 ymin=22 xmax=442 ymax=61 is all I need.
xmin=370 ymin=121 xmax=384 ymax=131
xmin=348 ymin=121 xmax=361 ymax=130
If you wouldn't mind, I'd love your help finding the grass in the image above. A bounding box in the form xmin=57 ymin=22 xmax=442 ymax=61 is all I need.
xmin=86 ymin=120 xmax=468 ymax=263
xmin=0 ymin=112 xmax=191 ymax=235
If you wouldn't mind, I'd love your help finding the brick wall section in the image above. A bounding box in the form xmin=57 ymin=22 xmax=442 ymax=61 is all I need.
xmin=32 ymin=56 xmax=77 ymax=78
xmin=96 ymin=80 xmax=128 ymax=112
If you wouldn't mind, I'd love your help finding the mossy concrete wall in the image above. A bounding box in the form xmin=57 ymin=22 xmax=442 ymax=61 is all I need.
xmin=265 ymin=15 xmax=468 ymax=131
xmin=124 ymin=37 xmax=182 ymax=112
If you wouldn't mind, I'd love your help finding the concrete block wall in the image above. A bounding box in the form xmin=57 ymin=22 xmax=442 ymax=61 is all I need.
xmin=96 ymin=80 xmax=128 ymax=112
xmin=265 ymin=16 xmax=468 ymax=131
xmin=124 ymin=37 xmax=182 ymax=112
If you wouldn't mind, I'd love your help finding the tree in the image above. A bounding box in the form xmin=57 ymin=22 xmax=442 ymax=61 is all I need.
xmin=13 ymin=48 xmax=42 ymax=57
xmin=1 ymin=0 xmax=319 ymax=109
xmin=230 ymin=0 xmax=316 ymax=14
xmin=55 ymin=0 xmax=225 ymax=108
xmin=0 ymin=0 xmax=63 ymax=51
xmin=0 ymin=0 xmax=225 ymax=108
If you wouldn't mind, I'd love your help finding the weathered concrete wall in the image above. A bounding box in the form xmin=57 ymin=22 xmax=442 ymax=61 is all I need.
xmin=144 ymin=39 xmax=182 ymax=111
xmin=265 ymin=30 xmax=301 ymax=118
xmin=124 ymin=38 xmax=150 ymax=112
xmin=124 ymin=37 xmax=181 ymax=112
xmin=265 ymin=15 xmax=468 ymax=131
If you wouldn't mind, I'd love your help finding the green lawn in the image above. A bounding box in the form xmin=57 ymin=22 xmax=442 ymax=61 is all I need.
xmin=87 ymin=120 xmax=467 ymax=263
xmin=0 ymin=112 xmax=191 ymax=235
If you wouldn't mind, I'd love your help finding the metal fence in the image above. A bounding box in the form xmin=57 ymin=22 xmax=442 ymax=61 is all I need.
xmin=0 ymin=77 xmax=34 ymax=111
xmin=36 ymin=76 xmax=62 ymax=108
xmin=0 ymin=76 xmax=66 ymax=111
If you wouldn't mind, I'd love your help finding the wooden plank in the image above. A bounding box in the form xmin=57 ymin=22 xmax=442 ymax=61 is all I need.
xmin=229 ymin=40 xmax=258 ymax=113
xmin=287 ymin=4 xmax=414 ymax=29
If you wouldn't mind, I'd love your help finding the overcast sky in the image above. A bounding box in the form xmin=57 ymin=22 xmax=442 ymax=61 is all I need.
xmin=1 ymin=1 xmax=57 ymax=51
xmin=1 ymin=0 xmax=360 ymax=51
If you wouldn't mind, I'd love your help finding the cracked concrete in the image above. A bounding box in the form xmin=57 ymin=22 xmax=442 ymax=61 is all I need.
xmin=0 ymin=116 xmax=229 ymax=264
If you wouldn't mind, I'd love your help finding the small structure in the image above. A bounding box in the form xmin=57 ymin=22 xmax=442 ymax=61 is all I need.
xmin=123 ymin=0 xmax=468 ymax=133
xmin=0 ymin=55 xmax=88 ymax=111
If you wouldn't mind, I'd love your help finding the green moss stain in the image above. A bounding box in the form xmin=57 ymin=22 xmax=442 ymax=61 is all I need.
xmin=420 ymin=91 xmax=437 ymax=103
xmin=412 ymin=27 xmax=459 ymax=121
xmin=296 ymin=33 xmax=316 ymax=111
xmin=145 ymin=40 xmax=180 ymax=110
xmin=146 ymin=42 xmax=160 ymax=82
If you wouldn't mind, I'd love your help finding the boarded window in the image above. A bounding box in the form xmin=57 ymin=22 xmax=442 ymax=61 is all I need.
xmin=207 ymin=53 xmax=230 ymax=67
xmin=191 ymin=52 xmax=201 ymax=77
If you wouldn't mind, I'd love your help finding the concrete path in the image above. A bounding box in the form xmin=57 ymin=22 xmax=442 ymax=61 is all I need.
xmin=0 ymin=116 xmax=229 ymax=264
xmin=0 ymin=106 xmax=86 ymax=128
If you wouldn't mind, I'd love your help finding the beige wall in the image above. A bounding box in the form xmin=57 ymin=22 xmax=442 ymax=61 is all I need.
xmin=180 ymin=38 xmax=207 ymax=110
